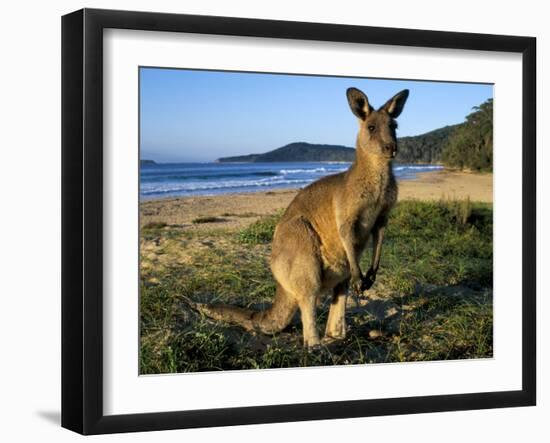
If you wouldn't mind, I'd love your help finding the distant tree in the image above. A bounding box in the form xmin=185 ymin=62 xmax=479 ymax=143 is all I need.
xmin=442 ymin=99 xmax=493 ymax=171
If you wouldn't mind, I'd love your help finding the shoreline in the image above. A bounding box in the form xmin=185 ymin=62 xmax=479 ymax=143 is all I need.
xmin=140 ymin=169 xmax=493 ymax=230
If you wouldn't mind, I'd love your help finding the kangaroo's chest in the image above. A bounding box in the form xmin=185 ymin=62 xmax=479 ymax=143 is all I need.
xmin=355 ymin=176 xmax=397 ymax=239
xmin=355 ymin=206 xmax=382 ymax=247
xmin=357 ymin=173 xmax=396 ymax=225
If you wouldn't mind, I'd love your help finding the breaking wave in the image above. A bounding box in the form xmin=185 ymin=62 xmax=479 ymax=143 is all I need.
xmin=139 ymin=162 xmax=443 ymax=199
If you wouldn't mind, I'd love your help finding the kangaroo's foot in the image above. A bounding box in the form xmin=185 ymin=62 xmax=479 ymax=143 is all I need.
xmin=301 ymin=299 xmax=321 ymax=348
xmin=324 ymin=319 xmax=347 ymax=340
xmin=325 ymin=287 xmax=348 ymax=340
xmin=304 ymin=335 xmax=322 ymax=349
xmin=321 ymin=335 xmax=343 ymax=346
xmin=323 ymin=330 xmax=346 ymax=342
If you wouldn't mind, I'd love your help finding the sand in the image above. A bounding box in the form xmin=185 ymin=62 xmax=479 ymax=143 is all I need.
xmin=397 ymin=170 xmax=493 ymax=202
xmin=140 ymin=169 xmax=493 ymax=230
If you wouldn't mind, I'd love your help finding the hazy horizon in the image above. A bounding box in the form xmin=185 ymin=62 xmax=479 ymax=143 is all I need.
xmin=140 ymin=67 xmax=493 ymax=163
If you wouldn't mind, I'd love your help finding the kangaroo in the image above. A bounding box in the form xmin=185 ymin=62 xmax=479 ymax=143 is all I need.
xmin=186 ymin=87 xmax=409 ymax=347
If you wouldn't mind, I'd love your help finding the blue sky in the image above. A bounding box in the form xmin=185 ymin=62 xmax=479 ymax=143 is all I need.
xmin=140 ymin=67 xmax=493 ymax=162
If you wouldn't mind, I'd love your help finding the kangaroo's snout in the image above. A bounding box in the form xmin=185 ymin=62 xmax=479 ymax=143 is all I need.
xmin=384 ymin=142 xmax=397 ymax=158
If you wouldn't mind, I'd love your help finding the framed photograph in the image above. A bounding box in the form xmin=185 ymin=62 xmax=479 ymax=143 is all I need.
xmin=61 ymin=8 xmax=536 ymax=435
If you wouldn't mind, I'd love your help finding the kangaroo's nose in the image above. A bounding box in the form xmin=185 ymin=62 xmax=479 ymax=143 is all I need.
xmin=384 ymin=143 xmax=397 ymax=157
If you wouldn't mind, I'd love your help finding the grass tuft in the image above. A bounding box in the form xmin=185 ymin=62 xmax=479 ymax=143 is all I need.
xmin=238 ymin=212 xmax=282 ymax=244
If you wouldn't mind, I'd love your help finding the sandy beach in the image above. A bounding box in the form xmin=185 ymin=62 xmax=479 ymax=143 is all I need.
xmin=140 ymin=169 xmax=493 ymax=229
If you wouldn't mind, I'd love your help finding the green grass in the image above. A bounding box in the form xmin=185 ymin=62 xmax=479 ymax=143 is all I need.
xmin=140 ymin=199 xmax=493 ymax=374
xmin=238 ymin=211 xmax=282 ymax=244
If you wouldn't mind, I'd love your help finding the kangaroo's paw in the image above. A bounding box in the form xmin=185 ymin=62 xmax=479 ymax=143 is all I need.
xmin=361 ymin=268 xmax=377 ymax=291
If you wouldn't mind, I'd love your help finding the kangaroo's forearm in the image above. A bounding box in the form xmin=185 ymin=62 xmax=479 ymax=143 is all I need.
xmin=338 ymin=223 xmax=362 ymax=278
xmin=370 ymin=224 xmax=385 ymax=273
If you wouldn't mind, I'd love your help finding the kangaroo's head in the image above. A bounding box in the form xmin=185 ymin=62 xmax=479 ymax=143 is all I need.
xmin=346 ymin=87 xmax=409 ymax=160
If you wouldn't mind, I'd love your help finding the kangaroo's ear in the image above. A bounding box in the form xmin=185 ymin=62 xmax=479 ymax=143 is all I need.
xmin=381 ymin=89 xmax=409 ymax=118
xmin=346 ymin=87 xmax=372 ymax=120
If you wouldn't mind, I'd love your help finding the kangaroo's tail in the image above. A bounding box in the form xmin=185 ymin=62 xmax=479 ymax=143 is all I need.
xmin=183 ymin=284 xmax=297 ymax=335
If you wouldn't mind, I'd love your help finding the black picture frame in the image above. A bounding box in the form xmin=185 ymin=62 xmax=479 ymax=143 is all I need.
xmin=61 ymin=8 xmax=536 ymax=435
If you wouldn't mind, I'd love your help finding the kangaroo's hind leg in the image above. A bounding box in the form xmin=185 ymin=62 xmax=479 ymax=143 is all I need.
xmin=296 ymin=293 xmax=321 ymax=348
xmin=271 ymin=216 xmax=323 ymax=348
xmin=324 ymin=280 xmax=349 ymax=340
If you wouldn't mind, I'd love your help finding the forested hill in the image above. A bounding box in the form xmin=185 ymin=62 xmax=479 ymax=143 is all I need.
xmin=397 ymin=98 xmax=493 ymax=169
xmin=217 ymin=142 xmax=356 ymax=163
xmin=394 ymin=125 xmax=458 ymax=164
xmin=217 ymin=128 xmax=457 ymax=164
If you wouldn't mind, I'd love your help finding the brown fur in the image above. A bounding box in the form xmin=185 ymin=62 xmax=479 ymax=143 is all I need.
xmin=188 ymin=87 xmax=409 ymax=347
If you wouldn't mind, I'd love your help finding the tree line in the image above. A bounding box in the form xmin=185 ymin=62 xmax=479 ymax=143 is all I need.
xmin=397 ymin=98 xmax=493 ymax=171
xmin=440 ymin=98 xmax=493 ymax=171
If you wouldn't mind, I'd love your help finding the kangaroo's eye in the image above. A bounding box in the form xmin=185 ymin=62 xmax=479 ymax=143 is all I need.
xmin=367 ymin=125 xmax=376 ymax=133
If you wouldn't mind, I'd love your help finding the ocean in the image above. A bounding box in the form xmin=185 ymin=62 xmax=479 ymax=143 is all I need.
xmin=140 ymin=162 xmax=443 ymax=200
